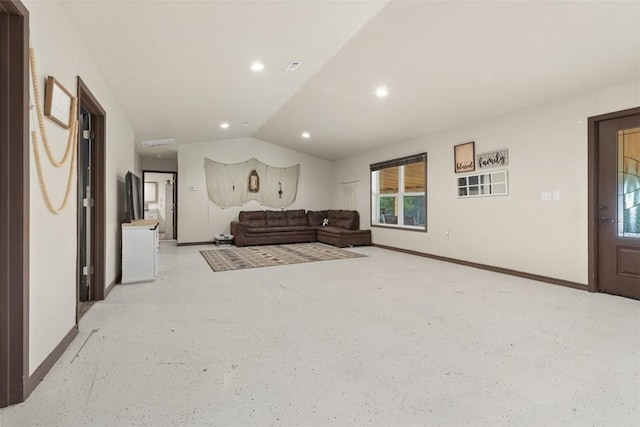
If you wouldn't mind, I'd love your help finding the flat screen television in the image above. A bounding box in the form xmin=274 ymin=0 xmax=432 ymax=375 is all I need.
xmin=124 ymin=171 xmax=143 ymax=223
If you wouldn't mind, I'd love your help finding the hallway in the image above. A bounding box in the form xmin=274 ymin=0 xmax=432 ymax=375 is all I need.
xmin=1 ymin=242 xmax=638 ymax=426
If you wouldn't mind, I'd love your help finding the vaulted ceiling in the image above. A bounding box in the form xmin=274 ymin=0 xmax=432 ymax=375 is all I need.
xmin=59 ymin=0 xmax=640 ymax=161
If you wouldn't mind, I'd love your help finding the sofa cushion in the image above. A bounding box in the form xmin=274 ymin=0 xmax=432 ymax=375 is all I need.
xmin=239 ymin=210 xmax=266 ymax=227
xmin=327 ymin=210 xmax=359 ymax=230
xmin=317 ymin=227 xmax=371 ymax=247
xmin=307 ymin=210 xmax=328 ymax=226
xmin=286 ymin=209 xmax=308 ymax=226
xmin=265 ymin=210 xmax=288 ymax=227
xmin=333 ymin=217 xmax=354 ymax=229
xmin=247 ymin=225 xmax=312 ymax=234
xmin=317 ymin=226 xmax=368 ymax=235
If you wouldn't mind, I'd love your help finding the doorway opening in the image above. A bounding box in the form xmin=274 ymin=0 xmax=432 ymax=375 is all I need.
xmin=76 ymin=78 xmax=107 ymax=321
xmin=142 ymin=170 xmax=178 ymax=241
xmin=77 ymin=105 xmax=92 ymax=318
xmin=588 ymin=106 xmax=640 ymax=300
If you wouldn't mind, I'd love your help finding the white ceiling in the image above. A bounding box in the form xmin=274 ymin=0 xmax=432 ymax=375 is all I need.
xmin=58 ymin=0 xmax=640 ymax=161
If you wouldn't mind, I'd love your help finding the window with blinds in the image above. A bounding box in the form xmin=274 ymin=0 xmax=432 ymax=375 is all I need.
xmin=370 ymin=153 xmax=426 ymax=230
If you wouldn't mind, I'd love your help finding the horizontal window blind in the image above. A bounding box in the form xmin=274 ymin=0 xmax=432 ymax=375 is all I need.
xmin=370 ymin=153 xmax=426 ymax=171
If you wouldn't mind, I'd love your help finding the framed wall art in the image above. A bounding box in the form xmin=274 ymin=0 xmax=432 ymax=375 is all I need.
xmin=248 ymin=169 xmax=260 ymax=193
xmin=44 ymin=76 xmax=73 ymax=129
xmin=456 ymin=170 xmax=508 ymax=198
xmin=454 ymin=141 xmax=475 ymax=173
xmin=477 ymin=149 xmax=508 ymax=170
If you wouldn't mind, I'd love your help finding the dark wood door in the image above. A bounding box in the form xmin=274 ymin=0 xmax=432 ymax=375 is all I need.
xmin=0 ymin=0 xmax=29 ymax=407
xmin=597 ymin=113 xmax=640 ymax=299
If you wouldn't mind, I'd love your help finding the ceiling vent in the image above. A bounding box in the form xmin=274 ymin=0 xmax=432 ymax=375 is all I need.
xmin=140 ymin=138 xmax=175 ymax=147
xmin=285 ymin=61 xmax=302 ymax=72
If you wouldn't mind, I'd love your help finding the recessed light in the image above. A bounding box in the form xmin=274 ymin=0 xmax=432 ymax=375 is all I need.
xmin=301 ymin=132 xmax=310 ymax=139
xmin=220 ymin=122 xmax=229 ymax=129
xmin=250 ymin=61 xmax=265 ymax=72
xmin=375 ymin=86 xmax=389 ymax=98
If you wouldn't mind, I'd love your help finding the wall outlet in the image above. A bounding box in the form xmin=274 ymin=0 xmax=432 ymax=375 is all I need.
xmin=541 ymin=192 xmax=552 ymax=201
xmin=553 ymin=191 xmax=561 ymax=201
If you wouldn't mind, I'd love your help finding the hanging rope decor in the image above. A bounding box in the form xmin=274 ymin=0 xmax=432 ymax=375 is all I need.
xmin=204 ymin=158 xmax=300 ymax=208
xmin=29 ymin=47 xmax=79 ymax=214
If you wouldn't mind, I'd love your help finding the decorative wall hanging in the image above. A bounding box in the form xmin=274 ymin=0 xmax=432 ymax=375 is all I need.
xmin=44 ymin=76 xmax=73 ymax=129
xmin=204 ymin=157 xmax=300 ymax=208
xmin=454 ymin=141 xmax=475 ymax=173
xmin=341 ymin=180 xmax=358 ymax=210
xmin=477 ymin=149 xmax=508 ymax=170
xmin=457 ymin=170 xmax=508 ymax=197
xmin=29 ymin=48 xmax=79 ymax=214
xmin=248 ymin=169 xmax=259 ymax=193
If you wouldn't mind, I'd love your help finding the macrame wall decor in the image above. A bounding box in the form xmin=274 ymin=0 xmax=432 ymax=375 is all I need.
xmin=340 ymin=169 xmax=359 ymax=210
xmin=29 ymin=47 xmax=79 ymax=215
xmin=341 ymin=180 xmax=358 ymax=210
xmin=204 ymin=158 xmax=300 ymax=208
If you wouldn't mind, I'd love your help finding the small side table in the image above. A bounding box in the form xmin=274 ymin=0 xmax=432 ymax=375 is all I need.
xmin=214 ymin=234 xmax=234 ymax=246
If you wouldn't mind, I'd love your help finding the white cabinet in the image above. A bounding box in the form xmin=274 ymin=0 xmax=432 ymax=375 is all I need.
xmin=122 ymin=219 xmax=159 ymax=284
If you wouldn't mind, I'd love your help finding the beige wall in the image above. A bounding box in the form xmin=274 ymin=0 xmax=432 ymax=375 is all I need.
xmin=142 ymin=157 xmax=178 ymax=172
xmin=332 ymin=80 xmax=639 ymax=285
xmin=178 ymin=137 xmax=333 ymax=243
xmin=26 ymin=0 xmax=135 ymax=374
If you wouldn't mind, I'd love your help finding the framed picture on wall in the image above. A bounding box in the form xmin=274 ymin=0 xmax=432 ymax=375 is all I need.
xmin=477 ymin=149 xmax=509 ymax=170
xmin=248 ymin=169 xmax=260 ymax=193
xmin=44 ymin=76 xmax=73 ymax=129
xmin=454 ymin=141 xmax=475 ymax=173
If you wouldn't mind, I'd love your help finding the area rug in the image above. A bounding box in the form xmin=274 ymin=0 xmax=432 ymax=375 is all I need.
xmin=200 ymin=242 xmax=366 ymax=272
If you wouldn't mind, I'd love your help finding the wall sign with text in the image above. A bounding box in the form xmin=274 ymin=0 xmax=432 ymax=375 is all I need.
xmin=477 ymin=149 xmax=508 ymax=170
xmin=454 ymin=141 xmax=475 ymax=173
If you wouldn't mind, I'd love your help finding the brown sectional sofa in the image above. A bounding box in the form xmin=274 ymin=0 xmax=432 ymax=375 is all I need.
xmin=230 ymin=209 xmax=371 ymax=248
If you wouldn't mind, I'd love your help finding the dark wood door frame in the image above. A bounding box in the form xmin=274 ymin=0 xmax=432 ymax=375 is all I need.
xmin=76 ymin=77 xmax=106 ymax=308
xmin=587 ymin=106 xmax=640 ymax=293
xmin=0 ymin=0 xmax=29 ymax=408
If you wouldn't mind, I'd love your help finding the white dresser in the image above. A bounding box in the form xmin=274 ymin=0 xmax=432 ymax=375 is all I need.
xmin=121 ymin=219 xmax=160 ymax=284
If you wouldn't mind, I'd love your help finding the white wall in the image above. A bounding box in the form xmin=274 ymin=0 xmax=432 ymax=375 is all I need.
xmin=178 ymin=137 xmax=333 ymax=243
xmin=142 ymin=157 xmax=178 ymax=172
xmin=26 ymin=0 xmax=135 ymax=374
xmin=332 ymin=80 xmax=639 ymax=285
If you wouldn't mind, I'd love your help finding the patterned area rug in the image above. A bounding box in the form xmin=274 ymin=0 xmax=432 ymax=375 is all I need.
xmin=200 ymin=242 xmax=366 ymax=272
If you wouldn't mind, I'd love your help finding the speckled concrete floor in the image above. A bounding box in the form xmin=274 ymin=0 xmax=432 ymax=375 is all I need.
xmin=1 ymin=242 xmax=638 ymax=426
